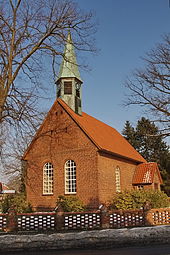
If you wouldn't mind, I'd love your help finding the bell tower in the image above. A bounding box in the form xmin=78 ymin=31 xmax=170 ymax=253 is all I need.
xmin=56 ymin=31 xmax=83 ymax=115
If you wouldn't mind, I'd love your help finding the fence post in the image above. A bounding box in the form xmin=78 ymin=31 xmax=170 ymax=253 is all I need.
xmin=100 ymin=205 xmax=110 ymax=229
xmin=6 ymin=207 xmax=18 ymax=232
xmin=143 ymin=201 xmax=152 ymax=226
xmin=55 ymin=205 xmax=64 ymax=231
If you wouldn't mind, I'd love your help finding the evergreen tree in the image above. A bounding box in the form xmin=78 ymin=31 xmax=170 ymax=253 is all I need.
xmin=135 ymin=117 xmax=168 ymax=163
xmin=122 ymin=121 xmax=137 ymax=148
xmin=122 ymin=117 xmax=170 ymax=195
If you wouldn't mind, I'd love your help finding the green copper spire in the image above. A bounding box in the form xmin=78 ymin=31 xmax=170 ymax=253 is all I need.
xmin=56 ymin=31 xmax=83 ymax=115
xmin=57 ymin=31 xmax=82 ymax=82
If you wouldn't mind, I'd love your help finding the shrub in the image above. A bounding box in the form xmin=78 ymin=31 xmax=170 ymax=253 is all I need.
xmin=110 ymin=190 xmax=170 ymax=210
xmin=56 ymin=195 xmax=85 ymax=212
xmin=0 ymin=193 xmax=33 ymax=213
xmin=110 ymin=190 xmax=134 ymax=210
xmin=144 ymin=190 xmax=170 ymax=209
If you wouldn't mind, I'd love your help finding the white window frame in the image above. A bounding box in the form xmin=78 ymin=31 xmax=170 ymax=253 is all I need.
xmin=43 ymin=162 xmax=54 ymax=195
xmin=115 ymin=166 xmax=121 ymax=193
xmin=65 ymin=160 xmax=76 ymax=194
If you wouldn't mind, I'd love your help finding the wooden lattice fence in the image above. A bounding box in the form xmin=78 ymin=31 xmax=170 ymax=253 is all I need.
xmin=0 ymin=214 xmax=7 ymax=231
xmin=0 ymin=207 xmax=169 ymax=232
xmin=64 ymin=212 xmax=101 ymax=230
xmin=109 ymin=210 xmax=144 ymax=228
xmin=17 ymin=212 xmax=56 ymax=231
xmin=148 ymin=208 xmax=170 ymax=225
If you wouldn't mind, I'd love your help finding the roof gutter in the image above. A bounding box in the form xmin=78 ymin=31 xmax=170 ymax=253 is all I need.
xmin=98 ymin=149 xmax=145 ymax=164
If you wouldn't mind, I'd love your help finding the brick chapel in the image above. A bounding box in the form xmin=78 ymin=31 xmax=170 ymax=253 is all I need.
xmin=23 ymin=32 xmax=163 ymax=211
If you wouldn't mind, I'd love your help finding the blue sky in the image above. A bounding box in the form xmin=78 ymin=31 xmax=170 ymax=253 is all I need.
xmin=68 ymin=0 xmax=170 ymax=133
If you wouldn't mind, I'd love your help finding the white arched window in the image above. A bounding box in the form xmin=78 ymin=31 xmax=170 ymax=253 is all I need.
xmin=115 ymin=166 xmax=121 ymax=193
xmin=43 ymin=162 xmax=53 ymax=195
xmin=65 ymin=160 xmax=76 ymax=194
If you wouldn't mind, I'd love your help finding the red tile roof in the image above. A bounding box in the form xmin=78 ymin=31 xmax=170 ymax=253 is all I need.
xmin=0 ymin=182 xmax=10 ymax=191
xmin=0 ymin=182 xmax=15 ymax=194
xmin=58 ymin=99 xmax=146 ymax=163
xmin=132 ymin=162 xmax=163 ymax=184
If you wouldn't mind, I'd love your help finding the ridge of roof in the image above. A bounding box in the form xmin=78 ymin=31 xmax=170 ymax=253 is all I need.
xmin=58 ymin=99 xmax=146 ymax=163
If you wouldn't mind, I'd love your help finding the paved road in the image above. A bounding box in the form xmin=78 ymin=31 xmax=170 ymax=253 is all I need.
xmin=4 ymin=245 xmax=170 ymax=255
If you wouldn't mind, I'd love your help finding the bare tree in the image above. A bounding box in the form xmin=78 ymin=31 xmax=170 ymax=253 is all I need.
xmin=0 ymin=0 xmax=96 ymax=181
xmin=0 ymin=131 xmax=27 ymax=187
xmin=0 ymin=0 xmax=96 ymax=132
xmin=125 ymin=34 xmax=170 ymax=137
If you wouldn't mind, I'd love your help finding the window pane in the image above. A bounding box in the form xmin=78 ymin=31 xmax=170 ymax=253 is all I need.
xmin=43 ymin=162 xmax=54 ymax=194
xmin=115 ymin=166 xmax=121 ymax=193
xmin=65 ymin=160 xmax=76 ymax=194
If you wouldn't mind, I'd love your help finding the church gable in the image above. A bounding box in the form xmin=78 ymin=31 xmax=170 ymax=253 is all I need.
xmin=24 ymin=100 xmax=99 ymax=209
xmin=23 ymin=100 xmax=97 ymax=161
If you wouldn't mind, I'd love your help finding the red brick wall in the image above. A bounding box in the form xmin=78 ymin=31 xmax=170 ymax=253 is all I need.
xmin=25 ymin=101 xmax=99 ymax=210
xmin=97 ymin=152 xmax=137 ymax=203
xmin=151 ymin=172 xmax=161 ymax=190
